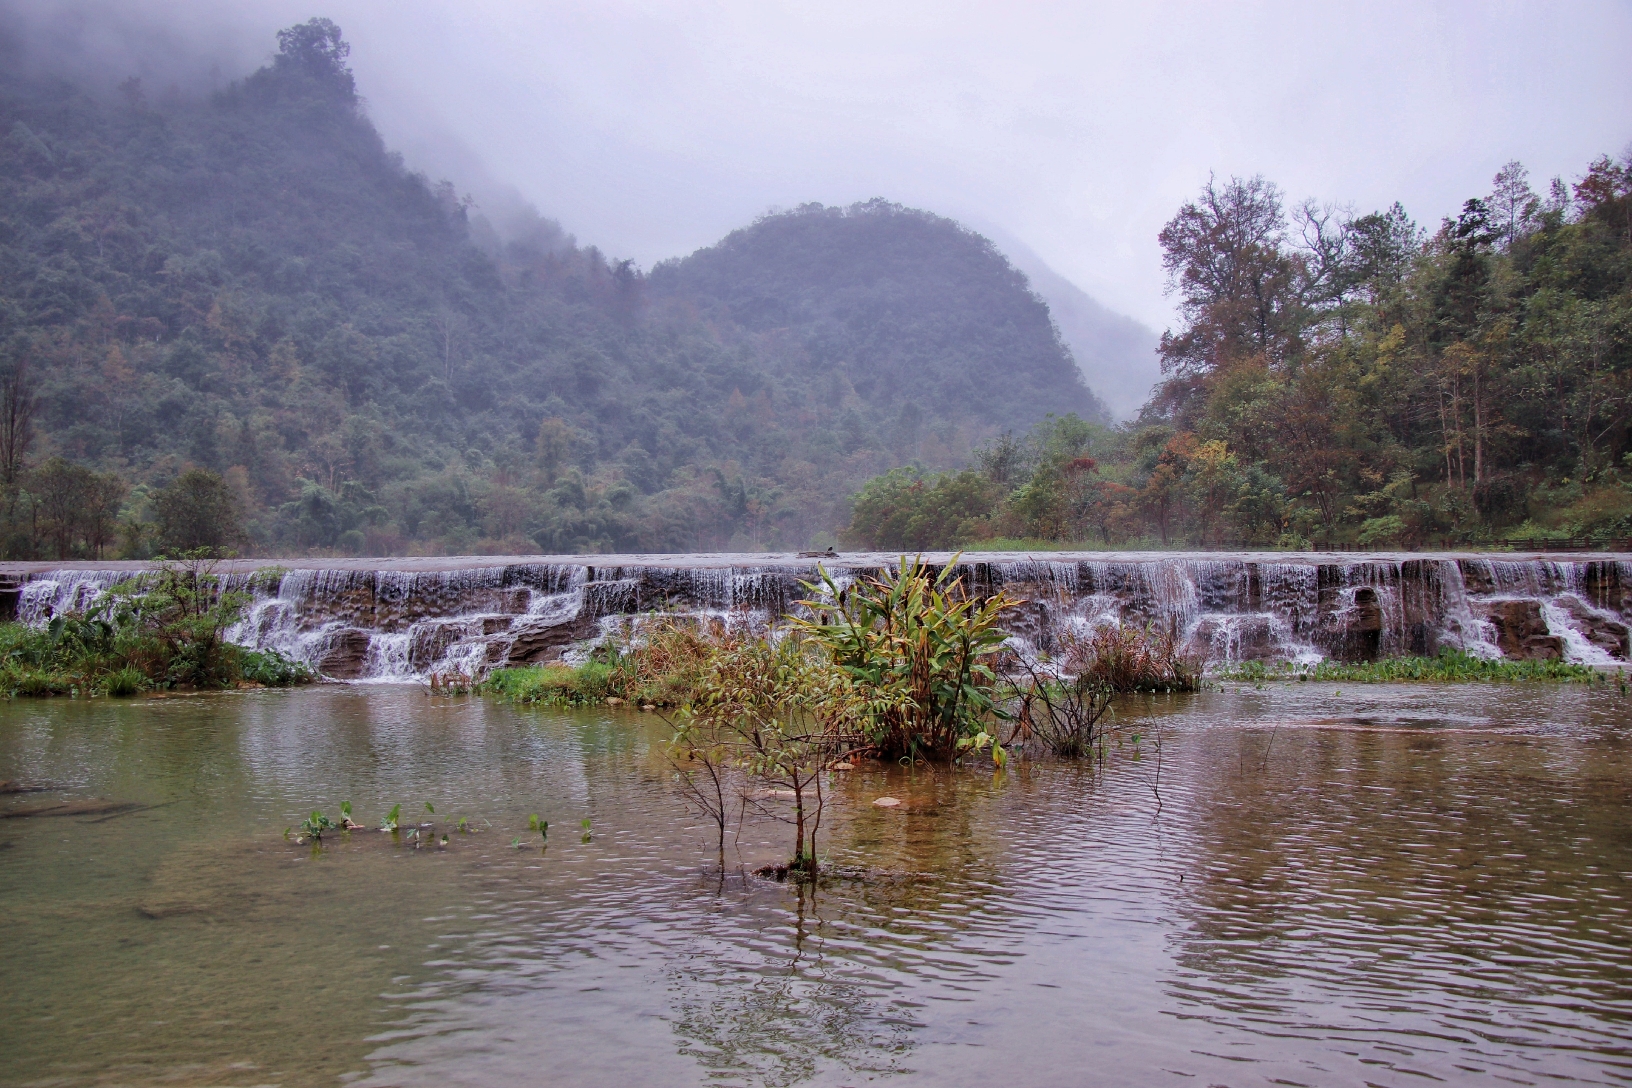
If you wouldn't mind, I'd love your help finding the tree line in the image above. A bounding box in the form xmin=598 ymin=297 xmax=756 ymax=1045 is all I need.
xmin=847 ymin=152 xmax=1632 ymax=550
xmin=0 ymin=360 xmax=244 ymax=558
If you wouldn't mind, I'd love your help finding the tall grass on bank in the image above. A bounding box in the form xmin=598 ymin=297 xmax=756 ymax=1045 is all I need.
xmin=0 ymin=555 xmax=312 ymax=697
xmin=1217 ymin=649 xmax=1602 ymax=684
xmin=479 ymin=620 xmax=723 ymax=708
xmin=1066 ymin=623 xmax=1201 ymax=693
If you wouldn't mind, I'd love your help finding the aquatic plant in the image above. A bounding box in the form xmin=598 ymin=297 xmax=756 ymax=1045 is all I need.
xmin=675 ymin=635 xmax=867 ymax=879
xmin=794 ymin=555 xmax=1014 ymax=762
xmin=428 ymin=669 xmax=473 ymax=694
xmin=103 ymin=666 xmax=147 ymax=697
xmin=237 ymin=648 xmax=313 ymax=687
xmin=1067 ymin=623 xmax=1200 ymax=693
xmin=299 ymin=810 xmax=338 ymax=841
xmin=666 ymin=710 xmax=738 ymax=857
xmin=1217 ymin=649 xmax=1601 ymax=684
xmin=1002 ymin=664 xmax=1114 ymax=759
xmin=379 ymin=803 xmax=401 ymax=831
xmin=479 ymin=618 xmax=720 ymax=708
xmin=481 ymin=660 xmax=614 ymax=705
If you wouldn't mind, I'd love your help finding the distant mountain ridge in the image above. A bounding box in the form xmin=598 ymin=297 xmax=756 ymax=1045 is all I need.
xmin=985 ymin=232 xmax=1162 ymax=421
xmin=0 ymin=16 xmax=1110 ymax=557
xmin=652 ymin=201 xmax=1109 ymax=431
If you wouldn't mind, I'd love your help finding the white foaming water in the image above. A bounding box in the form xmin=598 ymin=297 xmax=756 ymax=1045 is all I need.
xmin=1541 ymin=596 xmax=1624 ymax=665
xmin=358 ymin=632 xmax=414 ymax=681
xmin=17 ymin=570 xmax=127 ymax=624
xmin=12 ymin=553 xmax=1632 ymax=679
xmin=1433 ymin=559 xmax=1505 ymax=659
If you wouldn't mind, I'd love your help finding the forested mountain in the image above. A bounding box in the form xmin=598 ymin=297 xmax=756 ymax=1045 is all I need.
xmin=847 ymin=158 xmax=1632 ymax=550
xmin=0 ymin=17 xmax=1101 ymax=558
xmin=651 ymin=204 xmax=1106 ymax=432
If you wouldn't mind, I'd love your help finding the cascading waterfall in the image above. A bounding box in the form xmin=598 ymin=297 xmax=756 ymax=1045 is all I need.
xmin=17 ymin=569 xmax=127 ymax=624
xmin=9 ymin=552 xmax=1631 ymax=681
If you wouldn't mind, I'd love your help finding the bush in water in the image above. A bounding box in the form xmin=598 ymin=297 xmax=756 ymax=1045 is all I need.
xmin=793 ymin=555 xmax=1014 ymax=762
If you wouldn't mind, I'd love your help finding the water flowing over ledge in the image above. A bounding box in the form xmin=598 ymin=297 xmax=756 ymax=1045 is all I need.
xmin=3 ymin=551 xmax=1629 ymax=681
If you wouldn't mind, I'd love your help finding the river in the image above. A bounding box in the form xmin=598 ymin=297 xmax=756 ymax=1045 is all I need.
xmin=2 ymin=683 xmax=1629 ymax=1087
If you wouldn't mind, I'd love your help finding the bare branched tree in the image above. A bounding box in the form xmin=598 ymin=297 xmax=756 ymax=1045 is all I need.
xmin=1003 ymin=655 xmax=1113 ymax=758
xmin=664 ymin=710 xmax=737 ymax=860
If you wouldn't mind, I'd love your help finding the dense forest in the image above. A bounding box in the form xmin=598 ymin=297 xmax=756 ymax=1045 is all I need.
xmin=0 ymin=18 xmax=1102 ymax=559
xmin=847 ymin=155 xmax=1632 ymax=550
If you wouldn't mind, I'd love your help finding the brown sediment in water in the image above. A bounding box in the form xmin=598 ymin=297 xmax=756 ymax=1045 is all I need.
xmin=0 ymin=798 xmax=178 ymax=821
xmin=0 ymin=799 xmax=144 ymax=819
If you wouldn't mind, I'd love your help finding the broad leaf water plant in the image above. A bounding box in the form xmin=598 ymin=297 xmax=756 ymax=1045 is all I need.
xmin=794 ymin=554 xmax=1015 ymax=762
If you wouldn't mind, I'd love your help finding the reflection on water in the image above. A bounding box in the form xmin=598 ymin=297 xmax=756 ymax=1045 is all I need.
xmin=1 ymin=684 xmax=1629 ymax=1087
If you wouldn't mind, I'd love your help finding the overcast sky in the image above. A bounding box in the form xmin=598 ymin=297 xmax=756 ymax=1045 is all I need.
xmin=10 ymin=0 xmax=1631 ymax=330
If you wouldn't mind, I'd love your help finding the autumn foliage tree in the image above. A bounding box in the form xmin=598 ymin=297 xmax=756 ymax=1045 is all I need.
xmin=847 ymin=151 xmax=1632 ymax=550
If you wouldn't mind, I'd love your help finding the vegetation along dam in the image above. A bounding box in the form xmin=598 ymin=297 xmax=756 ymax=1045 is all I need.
xmin=6 ymin=551 xmax=1630 ymax=681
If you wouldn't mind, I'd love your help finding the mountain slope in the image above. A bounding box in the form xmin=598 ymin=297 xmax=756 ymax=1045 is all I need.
xmin=0 ymin=17 xmax=1104 ymax=557
xmin=989 ymin=234 xmax=1161 ymax=420
xmin=652 ymin=201 xmax=1108 ymax=431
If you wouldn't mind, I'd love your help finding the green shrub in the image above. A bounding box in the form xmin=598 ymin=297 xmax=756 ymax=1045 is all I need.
xmin=793 ymin=555 xmax=1013 ymax=762
xmin=482 ymin=660 xmax=616 ymax=706
xmin=235 ymin=648 xmax=314 ymax=687
xmin=1217 ymin=649 xmax=1599 ymax=684
xmin=2 ymin=664 xmax=73 ymax=697
xmin=480 ymin=619 xmax=722 ymax=707
xmin=102 ymin=666 xmax=147 ymax=697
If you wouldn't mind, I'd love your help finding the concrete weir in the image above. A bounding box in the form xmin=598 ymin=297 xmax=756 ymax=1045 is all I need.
xmin=2 ymin=551 xmax=1629 ymax=681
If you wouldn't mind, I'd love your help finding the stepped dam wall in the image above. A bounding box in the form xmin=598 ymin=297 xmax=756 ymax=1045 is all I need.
xmin=3 ymin=552 xmax=1630 ymax=681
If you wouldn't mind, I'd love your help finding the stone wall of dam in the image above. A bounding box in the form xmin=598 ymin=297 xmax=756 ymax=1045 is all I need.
xmin=3 ymin=552 xmax=1629 ymax=681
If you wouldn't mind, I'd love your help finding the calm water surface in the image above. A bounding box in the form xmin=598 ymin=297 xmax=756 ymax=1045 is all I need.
xmin=2 ymin=683 xmax=1629 ymax=1088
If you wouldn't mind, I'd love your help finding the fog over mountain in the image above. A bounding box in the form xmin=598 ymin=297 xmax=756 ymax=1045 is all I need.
xmin=983 ymin=231 xmax=1160 ymax=420
xmin=3 ymin=0 xmax=1626 ymax=333
xmin=0 ymin=15 xmax=1106 ymax=556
